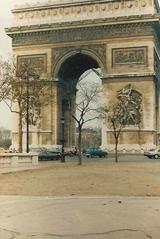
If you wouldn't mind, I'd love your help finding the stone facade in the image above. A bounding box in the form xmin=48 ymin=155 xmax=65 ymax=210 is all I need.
xmin=5 ymin=0 xmax=160 ymax=152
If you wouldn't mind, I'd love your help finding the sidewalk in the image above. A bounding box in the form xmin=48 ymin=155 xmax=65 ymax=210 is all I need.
xmin=0 ymin=161 xmax=60 ymax=174
xmin=0 ymin=195 xmax=158 ymax=238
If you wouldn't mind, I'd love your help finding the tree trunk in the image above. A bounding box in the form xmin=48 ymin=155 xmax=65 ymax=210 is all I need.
xmin=78 ymin=126 xmax=82 ymax=165
xmin=115 ymin=137 xmax=118 ymax=163
xmin=18 ymin=111 xmax=23 ymax=153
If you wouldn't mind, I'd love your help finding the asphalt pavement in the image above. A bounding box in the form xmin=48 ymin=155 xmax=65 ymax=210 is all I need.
xmin=0 ymin=195 xmax=159 ymax=239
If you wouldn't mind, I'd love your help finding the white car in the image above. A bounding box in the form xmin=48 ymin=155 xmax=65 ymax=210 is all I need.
xmin=144 ymin=148 xmax=160 ymax=159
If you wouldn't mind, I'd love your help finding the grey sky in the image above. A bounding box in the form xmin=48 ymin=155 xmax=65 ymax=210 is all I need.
xmin=0 ymin=1 xmax=39 ymax=129
xmin=0 ymin=0 xmax=35 ymax=59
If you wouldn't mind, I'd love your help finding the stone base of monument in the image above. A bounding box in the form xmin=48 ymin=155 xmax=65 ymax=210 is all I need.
xmin=102 ymin=143 xmax=156 ymax=154
xmin=0 ymin=153 xmax=38 ymax=167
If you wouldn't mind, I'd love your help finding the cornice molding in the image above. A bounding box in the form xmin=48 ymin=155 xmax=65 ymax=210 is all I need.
xmin=6 ymin=13 xmax=160 ymax=35
xmin=13 ymin=0 xmax=127 ymax=12
xmin=102 ymin=72 xmax=155 ymax=80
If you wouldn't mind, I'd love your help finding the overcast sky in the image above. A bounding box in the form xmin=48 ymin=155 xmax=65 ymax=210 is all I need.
xmin=0 ymin=0 xmax=160 ymax=129
xmin=0 ymin=0 xmax=36 ymax=59
xmin=0 ymin=0 xmax=39 ymax=129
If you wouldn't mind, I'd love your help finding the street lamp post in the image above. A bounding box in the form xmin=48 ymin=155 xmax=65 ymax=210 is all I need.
xmin=60 ymin=117 xmax=65 ymax=163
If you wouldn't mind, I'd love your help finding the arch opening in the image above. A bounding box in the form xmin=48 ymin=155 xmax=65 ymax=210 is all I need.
xmin=57 ymin=52 xmax=102 ymax=148
xmin=58 ymin=52 xmax=99 ymax=81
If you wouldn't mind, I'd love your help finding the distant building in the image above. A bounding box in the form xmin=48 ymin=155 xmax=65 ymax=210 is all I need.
xmin=76 ymin=127 xmax=101 ymax=149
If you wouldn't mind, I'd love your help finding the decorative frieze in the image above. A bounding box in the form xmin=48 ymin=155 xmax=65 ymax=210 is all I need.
xmin=17 ymin=54 xmax=47 ymax=73
xmin=112 ymin=47 xmax=148 ymax=67
xmin=11 ymin=22 xmax=155 ymax=46
xmin=12 ymin=0 xmax=155 ymax=27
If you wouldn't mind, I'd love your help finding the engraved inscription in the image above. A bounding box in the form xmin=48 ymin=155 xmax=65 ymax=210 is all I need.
xmin=112 ymin=47 xmax=147 ymax=66
xmin=17 ymin=54 xmax=47 ymax=73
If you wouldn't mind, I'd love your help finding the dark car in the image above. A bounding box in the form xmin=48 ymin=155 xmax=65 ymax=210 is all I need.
xmin=38 ymin=148 xmax=61 ymax=161
xmin=85 ymin=148 xmax=108 ymax=158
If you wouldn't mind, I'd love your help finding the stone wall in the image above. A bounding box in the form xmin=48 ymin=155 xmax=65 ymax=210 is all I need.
xmin=0 ymin=153 xmax=38 ymax=167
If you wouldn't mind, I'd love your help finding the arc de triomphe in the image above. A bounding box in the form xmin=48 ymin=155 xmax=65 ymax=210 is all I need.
xmin=6 ymin=0 xmax=160 ymax=152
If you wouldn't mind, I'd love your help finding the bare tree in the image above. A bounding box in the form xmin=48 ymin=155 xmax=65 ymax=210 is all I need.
xmin=101 ymin=84 xmax=142 ymax=162
xmin=62 ymin=79 xmax=101 ymax=165
xmin=75 ymin=81 xmax=101 ymax=164
xmin=0 ymin=58 xmax=51 ymax=152
xmin=101 ymin=102 xmax=126 ymax=162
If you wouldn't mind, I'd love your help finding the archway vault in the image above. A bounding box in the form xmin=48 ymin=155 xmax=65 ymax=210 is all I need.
xmin=53 ymin=46 xmax=106 ymax=80
xmin=55 ymin=50 xmax=102 ymax=147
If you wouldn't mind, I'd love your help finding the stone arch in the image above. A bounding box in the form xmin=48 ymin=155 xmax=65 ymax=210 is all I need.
xmin=53 ymin=49 xmax=104 ymax=146
xmin=53 ymin=46 xmax=106 ymax=80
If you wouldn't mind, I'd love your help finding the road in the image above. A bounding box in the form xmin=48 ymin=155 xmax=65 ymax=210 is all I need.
xmin=0 ymin=195 xmax=159 ymax=239
xmin=65 ymin=153 xmax=156 ymax=163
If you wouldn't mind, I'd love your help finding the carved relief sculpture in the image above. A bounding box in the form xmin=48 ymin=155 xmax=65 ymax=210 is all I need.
xmin=112 ymin=47 xmax=148 ymax=66
xmin=17 ymin=54 xmax=47 ymax=74
xmin=117 ymin=84 xmax=142 ymax=126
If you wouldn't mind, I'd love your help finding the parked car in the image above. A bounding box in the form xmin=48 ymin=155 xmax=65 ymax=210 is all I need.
xmin=38 ymin=148 xmax=61 ymax=161
xmin=85 ymin=148 xmax=108 ymax=158
xmin=64 ymin=146 xmax=77 ymax=156
xmin=144 ymin=148 xmax=160 ymax=159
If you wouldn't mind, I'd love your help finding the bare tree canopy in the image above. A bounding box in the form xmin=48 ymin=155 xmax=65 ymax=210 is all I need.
xmin=75 ymin=80 xmax=101 ymax=165
xmin=0 ymin=58 xmax=52 ymax=152
xmin=75 ymin=81 xmax=101 ymax=126
xmin=100 ymin=84 xmax=142 ymax=162
xmin=61 ymin=78 xmax=102 ymax=165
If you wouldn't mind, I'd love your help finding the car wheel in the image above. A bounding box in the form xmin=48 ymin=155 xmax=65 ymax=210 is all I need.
xmin=154 ymin=154 xmax=159 ymax=159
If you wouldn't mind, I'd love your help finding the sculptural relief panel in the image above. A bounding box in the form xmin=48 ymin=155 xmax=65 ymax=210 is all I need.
xmin=117 ymin=84 xmax=142 ymax=126
xmin=17 ymin=54 xmax=47 ymax=74
xmin=112 ymin=47 xmax=148 ymax=67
